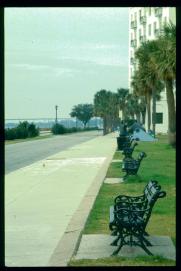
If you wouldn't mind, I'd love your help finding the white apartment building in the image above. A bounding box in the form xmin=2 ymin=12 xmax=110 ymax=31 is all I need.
xmin=128 ymin=7 xmax=176 ymax=133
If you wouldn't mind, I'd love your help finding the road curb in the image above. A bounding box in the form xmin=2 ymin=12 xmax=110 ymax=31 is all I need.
xmin=48 ymin=139 xmax=116 ymax=266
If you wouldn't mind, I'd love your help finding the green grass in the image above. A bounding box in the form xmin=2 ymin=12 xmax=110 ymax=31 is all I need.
xmin=5 ymin=134 xmax=53 ymax=145
xmin=69 ymin=256 xmax=175 ymax=266
xmin=68 ymin=135 xmax=176 ymax=266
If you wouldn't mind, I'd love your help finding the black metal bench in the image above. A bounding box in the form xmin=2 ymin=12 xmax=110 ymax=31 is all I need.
xmin=109 ymin=180 xmax=158 ymax=236
xmin=122 ymin=151 xmax=146 ymax=179
xmin=109 ymin=180 xmax=166 ymax=256
xmin=117 ymin=135 xmax=132 ymax=151
xmin=121 ymin=137 xmax=134 ymax=150
xmin=122 ymin=141 xmax=138 ymax=159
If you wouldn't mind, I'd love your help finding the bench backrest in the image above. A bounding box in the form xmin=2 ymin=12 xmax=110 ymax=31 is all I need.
xmin=143 ymin=180 xmax=158 ymax=195
xmin=137 ymin=151 xmax=147 ymax=162
xmin=144 ymin=183 xmax=166 ymax=206
xmin=122 ymin=142 xmax=138 ymax=156
xmin=143 ymin=182 xmax=166 ymax=226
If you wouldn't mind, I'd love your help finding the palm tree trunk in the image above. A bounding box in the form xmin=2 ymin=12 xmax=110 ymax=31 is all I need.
xmin=165 ymin=79 xmax=176 ymax=146
xmin=122 ymin=108 xmax=125 ymax=121
xmin=103 ymin=116 xmax=107 ymax=135
xmin=141 ymin=110 xmax=146 ymax=125
xmin=146 ymin=93 xmax=151 ymax=131
xmin=136 ymin=112 xmax=141 ymax=123
xmin=152 ymin=89 xmax=156 ymax=136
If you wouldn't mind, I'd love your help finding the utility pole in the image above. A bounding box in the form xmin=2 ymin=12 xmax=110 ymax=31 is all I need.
xmin=55 ymin=105 xmax=58 ymax=124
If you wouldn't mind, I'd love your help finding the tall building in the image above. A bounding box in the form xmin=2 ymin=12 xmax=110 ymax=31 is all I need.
xmin=128 ymin=7 xmax=176 ymax=133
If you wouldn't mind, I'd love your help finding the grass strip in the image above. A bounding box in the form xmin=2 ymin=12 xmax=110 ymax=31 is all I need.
xmin=69 ymin=134 xmax=176 ymax=266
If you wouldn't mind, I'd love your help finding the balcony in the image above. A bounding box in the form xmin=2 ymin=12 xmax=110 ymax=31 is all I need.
xmin=140 ymin=15 xmax=146 ymax=24
xmin=139 ymin=35 xmax=146 ymax=43
xmin=131 ymin=39 xmax=137 ymax=48
xmin=131 ymin=20 xmax=137 ymax=29
xmin=154 ymin=7 xmax=162 ymax=17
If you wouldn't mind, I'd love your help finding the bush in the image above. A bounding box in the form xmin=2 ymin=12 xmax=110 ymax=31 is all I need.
xmin=51 ymin=124 xmax=67 ymax=135
xmin=5 ymin=128 xmax=18 ymax=140
xmin=5 ymin=121 xmax=40 ymax=140
xmin=28 ymin=123 xmax=40 ymax=137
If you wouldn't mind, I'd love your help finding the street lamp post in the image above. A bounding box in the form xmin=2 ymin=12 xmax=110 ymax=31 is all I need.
xmin=55 ymin=105 xmax=58 ymax=134
xmin=55 ymin=105 xmax=58 ymax=124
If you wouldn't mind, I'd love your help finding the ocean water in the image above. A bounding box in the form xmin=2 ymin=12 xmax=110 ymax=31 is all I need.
xmin=5 ymin=118 xmax=103 ymax=129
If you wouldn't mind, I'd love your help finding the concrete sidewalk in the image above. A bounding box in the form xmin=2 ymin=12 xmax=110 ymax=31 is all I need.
xmin=5 ymin=132 xmax=117 ymax=267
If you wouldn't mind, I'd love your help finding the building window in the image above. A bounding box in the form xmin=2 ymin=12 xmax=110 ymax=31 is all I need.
xmin=139 ymin=9 xmax=142 ymax=19
xmin=149 ymin=7 xmax=151 ymax=16
xmin=139 ymin=29 xmax=142 ymax=38
xmin=164 ymin=16 xmax=167 ymax=25
xmin=154 ymin=113 xmax=163 ymax=124
xmin=154 ymin=22 xmax=157 ymax=31
xmin=134 ymin=12 xmax=137 ymax=20
xmin=148 ymin=24 xmax=152 ymax=36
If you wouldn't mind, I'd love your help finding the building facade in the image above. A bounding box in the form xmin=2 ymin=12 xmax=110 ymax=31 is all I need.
xmin=128 ymin=7 xmax=176 ymax=133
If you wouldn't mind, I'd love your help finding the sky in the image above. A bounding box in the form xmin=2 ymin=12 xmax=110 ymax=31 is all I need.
xmin=5 ymin=7 xmax=129 ymax=119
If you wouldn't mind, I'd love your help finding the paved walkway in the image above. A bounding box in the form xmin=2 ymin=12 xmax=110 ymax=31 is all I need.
xmin=5 ymin=132 xmax=117 ymax=267
xmin=74 ymin=234 xmax=175 ymax=261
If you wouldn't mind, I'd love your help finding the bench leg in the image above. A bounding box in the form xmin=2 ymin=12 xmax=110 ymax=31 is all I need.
xmin=142 ymin=236 xmax=152 ymax=247
xmin=110 ymin=235 xmax=121 ymax=246
xmin=123 ymin=174 xmax=129 ymax=180
xmin=139 ymin=237 xmax=153 ymax=255
xmin=111 ymin=229 xmax=118 ymax=236
xmin=111 ymin=239 xmax=124 ymax=256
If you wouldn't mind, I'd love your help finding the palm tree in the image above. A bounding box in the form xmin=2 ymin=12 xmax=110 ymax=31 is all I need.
xmin=151 ymin=22 xmax=176 ymax=145
xmin=94 ymin=89 xmax=115 ymax=135
xmin=109 ymin=92 xmax=120 ymax=131
xmin=135 ymin=40 xmax=165 ymax=134
xmin=117 ymin=88 xmax=129 ymax=121
xmin=131 ymin=69 xmax=152 ymax=130
xmin=139 ymin=96 xmax=147 ymax=125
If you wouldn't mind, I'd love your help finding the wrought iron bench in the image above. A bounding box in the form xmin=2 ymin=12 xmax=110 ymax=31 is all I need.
xmin=121 ymin=137 xmax=134 ymax=150
xmin=109 ymin=180 xmax=158 ymax=236
xmin=117 ymin=135 xmax=132 ymax=151
xmin=122 ymin=141 xmax=138 ymax=159
xmin=109 ymin=180 xmax=166 ymax=256
xmin=122 ymin=151 xmax=146 ymax=180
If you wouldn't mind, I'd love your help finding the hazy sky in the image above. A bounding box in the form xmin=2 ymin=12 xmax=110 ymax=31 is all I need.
xmin=5 ymin=7 xmax=129 ymax=119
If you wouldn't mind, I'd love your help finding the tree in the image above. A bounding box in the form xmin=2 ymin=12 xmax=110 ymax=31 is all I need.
xmin=151 ymin=22 xmax=176 ymax=145
xmin=108 ymin=92 xmax=120 ymax=132
xmin=134 ymin=22 xmax=176 ymax=145
xmin=94 ymin=90 xmax=119 ymax=135
xmin=117 ymin=88 xmax=129 ymax=121
xmin=135 ymin=40 xmax=164 ymax=134
xmin=70 ymin=104 xmax=94 ymax=128
xmin=131 ymin=69 xmax=152 ymax=130
xmin=94 ymin=90 xmax=111 ymax=135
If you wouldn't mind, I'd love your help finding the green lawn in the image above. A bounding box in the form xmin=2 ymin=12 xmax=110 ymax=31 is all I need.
xmin=68 ymin=135 xmax=176 ymax=266
xmin=5 ymin=134 xmax=53 ymax=145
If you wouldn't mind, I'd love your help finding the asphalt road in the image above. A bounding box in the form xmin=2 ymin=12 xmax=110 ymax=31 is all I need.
xmin=5 ymin=130 xmax=103 ymax=174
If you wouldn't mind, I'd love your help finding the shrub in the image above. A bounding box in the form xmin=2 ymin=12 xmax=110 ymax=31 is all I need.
xmin=5 ymin=121 xmax=40 ymax=140
xmin=51 ymin=124 xmax=67 ymax=135
xmin=5 ymin=128 xmax=18 ymax=140
xmin=28 ymin=123 xmax=40 ymax=137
